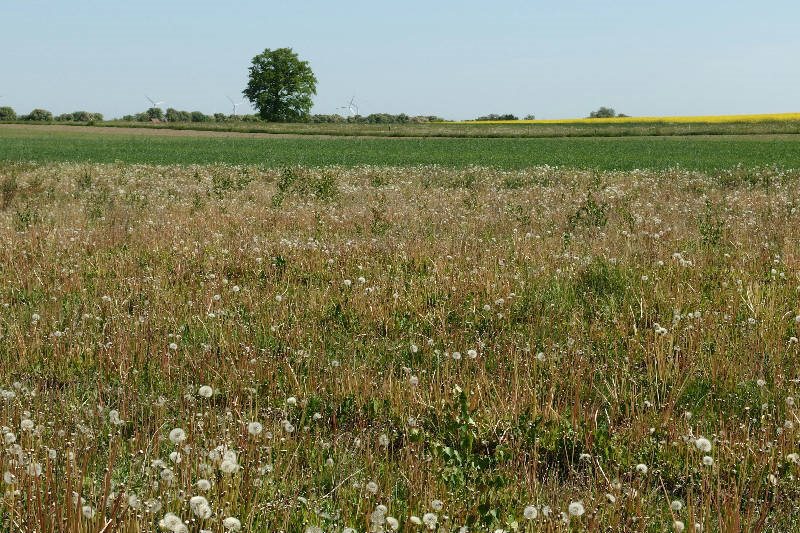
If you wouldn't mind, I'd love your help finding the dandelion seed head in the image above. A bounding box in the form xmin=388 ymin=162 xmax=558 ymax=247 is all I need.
xmin=568 ymin=501 xmax=585 ymax=517
xmin=694 ymin=437 xmax=712 ymax=453
xmin=523 ymin=505 xmax=538 ymax=519
xmin=223 ymin=517 xmax=242 ymax=531
xmin=168 ymin=428 xmax=186 ymax=444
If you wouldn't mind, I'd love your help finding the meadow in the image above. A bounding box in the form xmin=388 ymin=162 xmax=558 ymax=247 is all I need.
xmin=3 ymin=125 xmax=800 ymax=171
xmin=2 ymin=159 xmax=800 ymax=532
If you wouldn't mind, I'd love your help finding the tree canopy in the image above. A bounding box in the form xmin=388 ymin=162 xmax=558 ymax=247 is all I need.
xmin=243 ymin=48 xmax=317 ymax=122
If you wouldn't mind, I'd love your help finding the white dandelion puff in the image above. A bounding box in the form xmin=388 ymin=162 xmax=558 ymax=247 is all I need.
xmin=568 ymin=501 xmax=585 ymax=517
xmin=168 ymin=428 xmax=187 ymax=444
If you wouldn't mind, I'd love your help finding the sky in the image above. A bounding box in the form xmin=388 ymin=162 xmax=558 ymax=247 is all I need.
xmin=2 ymin=0 xmax=799 ymax=120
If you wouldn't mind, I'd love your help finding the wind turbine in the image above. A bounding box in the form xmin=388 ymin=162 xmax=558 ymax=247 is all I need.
xmin=226 ymin=96 xmax=244 ymax=117
xmin=145 ymin=95 xmax=165 ymax=109
xmin=339 ymin=96 xmax=359 ymax=117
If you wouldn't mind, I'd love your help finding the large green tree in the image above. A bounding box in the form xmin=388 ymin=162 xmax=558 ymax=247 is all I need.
xmin=243 ymin=48 xmax=317 ymax=122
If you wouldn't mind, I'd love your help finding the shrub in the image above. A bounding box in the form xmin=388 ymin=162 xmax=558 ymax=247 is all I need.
xmin=588 ymin=106 xmax=617 ymax=118
xmin=0 ymin=107 xmax=16 ymax=121
xmin=26 ymin=109 xmax=53 ymax=121
xmin=190 ymin=111 xmax=210 ymax=122
xmin=475 ymin=114 xmax=519 ymax=121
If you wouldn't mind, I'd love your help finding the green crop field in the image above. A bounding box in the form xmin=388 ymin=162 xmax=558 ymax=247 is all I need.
xmin=2 ymin=125 xmax=800 ymax=170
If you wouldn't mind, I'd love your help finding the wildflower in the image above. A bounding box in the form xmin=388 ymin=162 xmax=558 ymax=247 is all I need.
xmin=467 ymin=349 xmax=478 ymax=359
xmin=247 ymin=422 xmax=263 ymax=436
xmin=189 ymin=496 xmax=211 ymax=519
xmin=379 ymin=434 xmax=390 ymax=447
xmin=82 ymin=505 xmax=96 ymax=519
xmin=146 ymin=499 xmax=162 ymax=513
xmin=523 ymin=505 xmax=538 ymax=519
xmin=160 ymin=468 xmax=175 ymax=483
xmin=220 ymin=457 xmax=239 ymax=474
xmin=31 ymin=313 xmax=40 ymax=323
xmin=312 ymin=412 xmax=322 ymax=421
xmin=409 ymin=375 xmax=419 ymax=386
xmin=20 ymin=419 xmax=34 ymax=432
xmin=275 ymin=294 xmax=283 ymax=302
xmin=198 ymin=385 xmax=213 ymax=398
xmin=756 ymin=379 xmax=766 ymax=387
xmin=568 ymin=501 xmax=585 ymax=517
xmin=536 ymin=352 xmax=546 ymax=362
xmin=3 ymin=471 xmax=15 ymax=484
xmin=636 ymin=463 xmax=648 ymax=474
xmin=169 ymin=451 xmax=181 ymax=463
xmin=109 ymin=410 xmax=124 ymax=425
xmin=410 ymin=516 xmax=423 ymax=525
xmin=27 ymin=463 xmax=42 ymax=476
xmin=452 ymin=351 xmax=462 ymax=360
xmin=158 ymin=513 xmax=184 ymax=531
xmin=787 ymin=453 xmax=799 ymax=464
xmin=702 ymin=455 xmax=714 ymax=466
xmin=422 ymin=513 xmax=438 ymax=529
xmin=343 ymin=279 xmax=352 ymax=287
xmin=286 ymin=396 xmax=298 ymax=406
xmin=787 ymin=396 xmax=795 ymax=407
xmin=694 ymin=437 xmax=712 ymax=452
xmin=386 ymin=516 xmax=400 ymax=530
xmin=196 ymin=479 xmax=212 ymax=491
xmin=431 ymin=499 xmax=444 ymax=511
xmin=168 ymin=342 xmax=178 ymax=351
xmin=366 ymin=481 xmax=379 ymax=494
xmin=305 ymin=527 xmax=323 ymax=533
xmin=674 ymin=521 xmax=686 ymax=532
xmin=168 ymin=428 xmax=187 ymax=444
xmin=223 ymin=517 xmax=242 ymax=531
xmin=605 ymin=493 xmax=616 ymax=504
xmin=670 ymin=500 xmax=683 ymax=511
xmin=410 ymin=343 xmax=419 ymax=353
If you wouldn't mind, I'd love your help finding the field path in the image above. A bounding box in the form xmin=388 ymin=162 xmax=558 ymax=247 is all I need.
xmin=0 ymin=123 xmax=412 ymax=140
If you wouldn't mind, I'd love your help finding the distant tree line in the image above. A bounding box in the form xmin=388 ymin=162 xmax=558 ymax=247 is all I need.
xmin=117 ymin=108 xmax=444 ymax=124
xmin=0 ymin=107 xmax=103 ymax=122
xmin=471 ymin=114 xmax=537 ymax=121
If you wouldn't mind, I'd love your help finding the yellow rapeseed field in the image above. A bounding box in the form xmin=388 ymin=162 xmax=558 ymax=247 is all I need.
xmin=453 ymin=112 xmax=800 ymax=125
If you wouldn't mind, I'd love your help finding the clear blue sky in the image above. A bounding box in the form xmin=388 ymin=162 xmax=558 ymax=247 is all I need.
xmin=2 ymin=0 xmax=798 ymax=120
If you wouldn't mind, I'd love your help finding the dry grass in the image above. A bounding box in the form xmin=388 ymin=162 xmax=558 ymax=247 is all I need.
xmin=1 ymin=162 xmax=800 ymax=532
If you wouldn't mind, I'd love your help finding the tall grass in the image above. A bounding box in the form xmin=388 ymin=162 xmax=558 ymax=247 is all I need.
xmin=1 ymin=162 xmax=799 ymax=531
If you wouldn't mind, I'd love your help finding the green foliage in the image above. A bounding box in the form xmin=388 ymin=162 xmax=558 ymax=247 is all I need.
xmin=428 ymin=387 xmax=511 ymax=528
xmin=56 ymin=111 xmax=104 ymax=122
xmin=243 ymin=47 xmax=317 ymax=122
xmin=165 ymin=108 xmax=190 ymax=122
xmin=474 ymin=114 xmax=519 ymax=121
xmin=589 ymin=106 xmax=618 ymax=118
xmin=271 ymin=166 xmax=338 ymax=206
xmin=698 ymin=199 xmax=724 ymax=247
xmin=25 ymin=108 xmax=53 ymax=121
xmin=564 ymin=192 xmax=609 ymax=246
xmin=0 ymin=107 xmax=17 ymax=121
xmin=13 ymin=203 xmax=41 ymax=230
